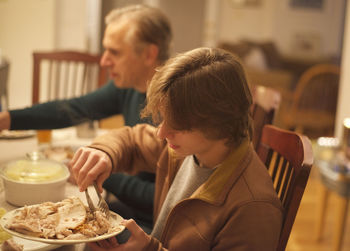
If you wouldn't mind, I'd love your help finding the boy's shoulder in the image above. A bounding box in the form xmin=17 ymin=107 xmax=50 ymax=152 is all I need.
xmin=228 ymin=149 xmax=281 ymax=207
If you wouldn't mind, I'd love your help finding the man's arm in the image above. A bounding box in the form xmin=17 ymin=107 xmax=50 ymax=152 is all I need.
xmin=0 ymin=111 xmax=10 ymax=130
xmin=8 ymin=81 xmax=123 ymax=130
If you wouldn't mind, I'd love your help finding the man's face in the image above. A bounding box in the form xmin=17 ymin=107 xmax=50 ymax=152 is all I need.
xmin=100 ymin=22 xmax=153 ymax=92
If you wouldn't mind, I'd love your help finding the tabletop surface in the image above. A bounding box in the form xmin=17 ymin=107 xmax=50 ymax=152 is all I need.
xmin=0 ymin=127 xmax=109 ymax=251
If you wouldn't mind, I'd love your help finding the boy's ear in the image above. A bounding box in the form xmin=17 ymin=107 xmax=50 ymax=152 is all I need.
xmin=144 ymin=44 xmax=159 ymax=65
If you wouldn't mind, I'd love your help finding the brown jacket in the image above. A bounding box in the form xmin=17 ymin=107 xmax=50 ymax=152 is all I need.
xmin=90 ymin=124 xmax=283 ymax=251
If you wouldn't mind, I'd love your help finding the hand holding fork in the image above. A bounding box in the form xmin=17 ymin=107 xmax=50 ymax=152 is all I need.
xmin=84 ymin=182 xmax=111 ymax=219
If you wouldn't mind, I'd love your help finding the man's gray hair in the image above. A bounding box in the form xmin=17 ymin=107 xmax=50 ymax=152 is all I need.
xmin=106 ymin=4 xmax=172 ymax=63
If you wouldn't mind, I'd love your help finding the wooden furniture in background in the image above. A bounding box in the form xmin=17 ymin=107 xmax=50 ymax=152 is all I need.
xmin=251 ymin=85 xmax=281 ymax=149
xmin=257 ymin=125 xmax=313 ymax=251
xmin=217 ymin=40 xmax=330 ymax=93
xmin=280 ymin=64 xmax=340 ymax=139
xmin=32 ymin=51 xmax=107 ymax=104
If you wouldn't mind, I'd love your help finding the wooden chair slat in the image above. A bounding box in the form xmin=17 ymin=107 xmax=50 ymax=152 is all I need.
xmin=32 ymin=50 xmax=107 ymax=105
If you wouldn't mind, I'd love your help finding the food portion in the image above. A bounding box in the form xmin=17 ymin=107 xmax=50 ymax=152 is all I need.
xmin=39 ymin=145 xmax=77 ymax=184
xmin=41 ymin=146 xmax=75 ymax=162
xmin=1 ymin=239 xmax=23 ymax=251
xmin=5 ymin=197 xmax=121 ymax=240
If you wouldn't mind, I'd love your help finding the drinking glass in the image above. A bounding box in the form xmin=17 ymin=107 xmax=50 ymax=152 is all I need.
xmin=37 ymin=129 xmax=52 ymax=146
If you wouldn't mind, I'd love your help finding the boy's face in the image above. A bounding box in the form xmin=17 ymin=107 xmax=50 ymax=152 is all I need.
xmin=157 ymin=120 xmax=219 ymax=159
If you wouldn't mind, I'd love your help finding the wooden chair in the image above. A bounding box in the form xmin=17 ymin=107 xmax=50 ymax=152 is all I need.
xmin=280 ymin=64 xmax=340 ymax=139
xmin=251 ymin=85 xmax=281 ymax=150
xmin=32 ymin=50 xmax=107 ymax=104
xmin=256 ymin=124 xmax=313 ymax=251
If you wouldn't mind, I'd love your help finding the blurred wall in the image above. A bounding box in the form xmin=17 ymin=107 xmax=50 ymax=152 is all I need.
xmin=159 ymin=0 xmax=205 ymax=54
xmin=0 ymin=0 xmax=56 ymax=109
xmin=55 ymin=0 xmax=88 ymax=50
xmin=0 ymin=0 xmax=87 ymax=109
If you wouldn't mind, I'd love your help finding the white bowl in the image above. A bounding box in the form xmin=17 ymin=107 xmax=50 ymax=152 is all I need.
xmin=0 ymin=158 xmax=70 ymax=206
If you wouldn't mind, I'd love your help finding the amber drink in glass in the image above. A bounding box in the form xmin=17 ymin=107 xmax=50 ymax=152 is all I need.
xmin=37 ymin=130 xmax=52 ymax=146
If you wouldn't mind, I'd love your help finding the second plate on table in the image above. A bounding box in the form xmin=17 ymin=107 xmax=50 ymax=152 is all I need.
xmin=0 ymin=130 xmax=36 ymax=140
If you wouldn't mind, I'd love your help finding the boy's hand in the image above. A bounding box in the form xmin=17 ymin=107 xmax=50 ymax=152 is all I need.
xmin=88 ymin=219 xmax=150 ymax=251
xmin=69 ymin=147 xmax=112 ymax=192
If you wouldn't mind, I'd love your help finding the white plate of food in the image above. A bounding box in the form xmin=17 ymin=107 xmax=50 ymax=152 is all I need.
xmin=0 ymin=197 xmax=125 ymax=245
xmin=0 ymin=130 xmax=36 ymax=139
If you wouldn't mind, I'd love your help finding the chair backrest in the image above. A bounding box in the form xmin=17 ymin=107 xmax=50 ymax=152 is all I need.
xmin=256 ymin=124 xmax=313 ymax=251
xmin=251 ymin=85 xmax=281 ymax=149
xmin=0 ymin=59 xmax=10 ymax=110
xmin=293 ymin=64 xmax=340 ymax=112
xmin=32 ymin=50 xmax=107 ymax=104
xmin=288 ymin=63 xmax=340 ymax=137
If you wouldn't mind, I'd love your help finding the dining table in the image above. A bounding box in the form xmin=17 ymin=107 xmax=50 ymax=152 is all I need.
xmin=0 ymin=126 xmax=111 ymax=251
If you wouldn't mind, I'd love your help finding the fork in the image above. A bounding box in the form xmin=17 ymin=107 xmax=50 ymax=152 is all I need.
xmin=93 ymin=182 xmax=111 ymax=219
xmin=84 ymin=189 xmax=96 ymax=217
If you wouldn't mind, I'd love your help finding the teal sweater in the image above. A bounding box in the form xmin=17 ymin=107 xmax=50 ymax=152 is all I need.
xmin=10 ymin=81 xmax=148 ymax=129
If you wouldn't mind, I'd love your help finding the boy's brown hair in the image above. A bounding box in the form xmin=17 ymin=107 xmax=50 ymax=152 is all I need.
xmin=142 ymin=47 xmax=252 ymax=146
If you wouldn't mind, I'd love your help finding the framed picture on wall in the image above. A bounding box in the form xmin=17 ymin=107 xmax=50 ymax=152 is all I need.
xmin=289 ymin=0 xmax=324 ymax=9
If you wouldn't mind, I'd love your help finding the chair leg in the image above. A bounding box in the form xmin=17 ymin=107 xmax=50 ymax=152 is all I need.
xmin=333 ymin=194 xmax=349 ymax=251
xmin=315 ymin=183 xmax=329 ymax=241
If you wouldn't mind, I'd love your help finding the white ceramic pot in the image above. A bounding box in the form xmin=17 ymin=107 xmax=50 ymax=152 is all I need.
xmin=0 ymin=158 xmax=70 ymax=207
